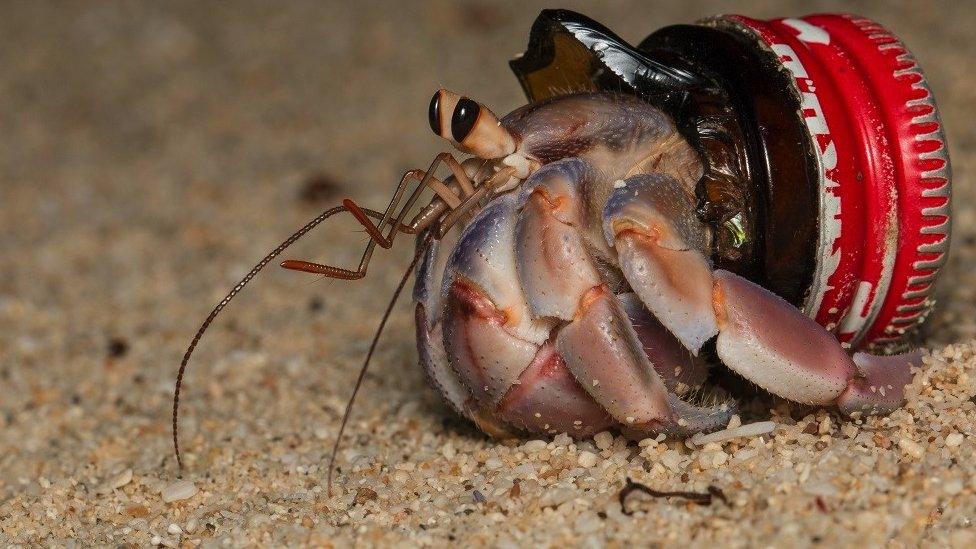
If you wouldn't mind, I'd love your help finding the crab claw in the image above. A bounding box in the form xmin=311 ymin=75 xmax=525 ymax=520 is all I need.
xmin=556 ymin=285 xmax=734 ymax=434
xmin=712 ymin=270 xmax=854 ymax=405
xmin=606 ymin=173 xmax=917 ymax=416
xmin=440 ymin=195 xmax=552 ymax=410
xmin=515 ymin=159 xmax=603 ymax=321
xmin=837 ymin=352 xmax=921 ymax=415
xmin=604 ymin=174 xmax=717 ymax=353
xmin=496 ymin=342 xmax=615 ymax=436
xmin=712 ymin=271 xmax=919 ymax=413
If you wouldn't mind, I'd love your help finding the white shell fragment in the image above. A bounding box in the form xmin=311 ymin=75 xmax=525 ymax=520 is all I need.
xmin=688 ymin=421 xmax=777 ymax=447
xmin=110 ymin=468 xmax=132 ymax=490
xmin=161 ymin=479 xmax=198 ymax=503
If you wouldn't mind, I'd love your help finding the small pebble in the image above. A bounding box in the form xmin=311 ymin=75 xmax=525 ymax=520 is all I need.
xmin=161 ymin=480 xmax=198 ymax=503
xmin=441 ymin=442 xmax=456 ymax=460
xmin=578 ymin=451 xmax=598 ymax=468
xmin=167 ymin=523 xmax=182 ymax=535
xmin=689 ymin=421 xmax=777 ymax=446
xmin=944 ymin=479 xmax=963 ymax=495
xmin=898 ymin=438 xmax=925 ymax=459
xmin=593 ymin=431 xmax=613 ymax=450
xmin=553 ymin=433 xmax=572 ymax=446
xmin=354 ymin=486 xmax=378 ymax=505
xmin=523 ymin=440 xmax=547 ymax=452
xmin=945 ymin=433 xmax=964 ymax=447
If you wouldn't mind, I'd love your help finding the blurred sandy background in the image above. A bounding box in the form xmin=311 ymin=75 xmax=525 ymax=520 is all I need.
xmin=1 ymin=1 xmax=974 ymax=546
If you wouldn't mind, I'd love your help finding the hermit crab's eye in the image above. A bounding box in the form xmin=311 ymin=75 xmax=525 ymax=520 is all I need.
xmin=429 ymin=89 xmax=515 ymax=159
xmin=451 ymin=98 xmax=481 ymax=143
xmin=428 ymin=91 xmax=441 ymax=135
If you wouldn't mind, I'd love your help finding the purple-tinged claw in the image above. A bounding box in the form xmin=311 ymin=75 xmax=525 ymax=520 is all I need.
xmin=419 ymin=301 xmax=520 ymax=439
xmin=712 ymin=270 xmax=853 ymax=405
xmin=555 ymin=285 xmax=671 ymax=425
xmin=515 ymin=160 xmax=602 ymax=321
xmin=441 ymin=277 xmax=539 ymax=409
xmin=613 ymin=231 xmax=718 ymax=353
xmin=413 ymin=227 xmax=460 ymax=327
xmin=445 ymin=194 xmax=551 ymax=344
xmin=416 ymin=303 xmax=471 ymax=419
xmin=659 ymin=393 xmax=735 ymax=436
xmin=602 ymin=173 xmax=705 ymax=252
xmin=556 ymin=285 xmax=730 ymax=433
xmin=604 ymin=174 xmax=717 ymax=353
xmin=618 ymin=394 xmax=734 ymax=439
xmin=497 ymin=342 xmax=614 ymax=437
xmin=837 ymin=352 xmax=920 ymax=415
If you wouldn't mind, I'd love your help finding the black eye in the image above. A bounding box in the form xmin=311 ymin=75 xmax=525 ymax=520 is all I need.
xmin=451 ymin=97 xmax=480 ymax=142
xmin=428 ymin=91 xmax=441 ymax=135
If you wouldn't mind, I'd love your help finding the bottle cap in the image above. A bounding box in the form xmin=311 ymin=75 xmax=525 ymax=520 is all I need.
xmin=722 ymin=14 xmax=951 ymax=348
xmin=510 ymin=10 xmax=951 ymax=349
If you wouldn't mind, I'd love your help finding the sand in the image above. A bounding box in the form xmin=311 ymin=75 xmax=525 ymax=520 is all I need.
xmin=2 ymin=1 xmax=975 ymax=546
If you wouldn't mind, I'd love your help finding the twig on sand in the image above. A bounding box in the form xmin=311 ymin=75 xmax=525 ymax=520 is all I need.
xmin=619 ymin=478 xmax=728 ymax=515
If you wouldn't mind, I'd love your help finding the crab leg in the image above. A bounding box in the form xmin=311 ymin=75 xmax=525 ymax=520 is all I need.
xmin=413 ymin=229 xmax=473 ymax=420
xmin=841 ymin=352 xmax=919 ymax=415
xmin=514 ymin=158 xmax=603 ymax=321
xmin=440 ymin=195 xmax=551 ymax=407
xmin=437 ymin=193 xmax=608 ymax=435
xmin=605 ymin=174 xmax=920 ymax=414
xmin=601 ymin=173 xmax=716 ymax=352
xmin=496 ymin=341 xmax=615 ymax=436
xmin=515 ymin=160 xmax=734 ymax=434
xmin=442 ymin=272 xmax=615 ymax=436
xmin=713 ymin=271 xmax=920 ymax=414
xmin=555 ymin=284 xmax=732 ymax=434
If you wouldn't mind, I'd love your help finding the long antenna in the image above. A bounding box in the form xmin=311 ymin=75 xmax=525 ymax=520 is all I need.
xmin=326 ymin=233 xmax=429 ymax=496
xmin=173 ymin=204 xmax=379 ymax=469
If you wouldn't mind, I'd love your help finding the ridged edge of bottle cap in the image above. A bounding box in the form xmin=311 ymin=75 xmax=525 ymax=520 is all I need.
xmin=721 ymin=13 xmax=951 ymax=349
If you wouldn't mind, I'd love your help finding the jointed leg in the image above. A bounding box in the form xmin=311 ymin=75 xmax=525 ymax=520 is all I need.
xmin=436 ymin=165 xmax=516 ymax=237
xmin=513 ymin=159 xmax=734 ymax=434
xmin=281 ymin=152 xmax=480 ymax=279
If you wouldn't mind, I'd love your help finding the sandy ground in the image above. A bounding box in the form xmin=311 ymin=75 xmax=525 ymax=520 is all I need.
xmin=1 ymin=1 xmax=975 ymax=546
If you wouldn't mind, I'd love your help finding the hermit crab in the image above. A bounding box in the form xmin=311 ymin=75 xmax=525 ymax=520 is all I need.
xmin=173 ymin=11 xmax=949 ymax=489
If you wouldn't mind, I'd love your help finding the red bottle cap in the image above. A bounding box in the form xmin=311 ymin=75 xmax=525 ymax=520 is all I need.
xmin=721 ymin=14 xmax=951 ymax=349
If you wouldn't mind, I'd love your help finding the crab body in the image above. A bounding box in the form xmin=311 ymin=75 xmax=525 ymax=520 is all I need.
xmin=414 ymin=91 xmax=918 ymax=439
